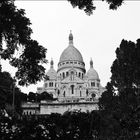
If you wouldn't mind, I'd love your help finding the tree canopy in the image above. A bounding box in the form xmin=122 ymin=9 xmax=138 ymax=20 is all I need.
xmin=0 ymin=0 xmax=47 ymax=86
xmin=68 ymin=0 xmax=124 ymax=15
xmin=111 ymin=39 xmax=140 ymax=93
xmin=0 ymin=71 xmax=27 ymax=115
xmin=98 ymin=38 xmax=140 ymax=139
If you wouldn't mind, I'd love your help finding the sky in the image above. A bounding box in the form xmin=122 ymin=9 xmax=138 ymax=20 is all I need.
xmin=2 ymin=1 xmax=140 ymax=93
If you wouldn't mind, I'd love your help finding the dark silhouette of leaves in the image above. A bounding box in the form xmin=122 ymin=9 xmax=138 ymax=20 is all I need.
xmin=0 ymin=0 xmax=47 ymax=86
xmin=68 ymin=0 xmax=124 ymax=15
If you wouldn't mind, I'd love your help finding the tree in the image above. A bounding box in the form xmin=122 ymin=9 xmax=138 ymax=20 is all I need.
xmin=98 ymin=38 xmax=140 ymax=139
xmin=39 ymin=91 xmax=54 ymax=101
xmin=0 ymin=71 xmax=15 ymax=109
xmin=27 ymin=92 xmax=36 ymax=102
xmin=99 ymin=82 xmax=117 ymax=111
xmin=111 ymin=39 xmax=140 ymax=94
xmin=68 ymin=0 xmax=124 ymax=15
xmin=0 ymin=71 xmax=27 ymax=115
xmin=0 ymin=0 xmax=47 ymax=86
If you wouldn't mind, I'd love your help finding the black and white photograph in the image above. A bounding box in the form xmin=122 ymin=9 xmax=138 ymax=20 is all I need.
xmin=0 ymin=0 xmax=140 ymax=139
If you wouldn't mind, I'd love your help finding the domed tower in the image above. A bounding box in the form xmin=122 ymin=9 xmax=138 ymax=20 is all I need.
xmin=57 ymin=31 xmax=86 ymax=80
xmin=46 ymin=59 xmax=57 ymax=80
xmin=86 ymin=59 xmax=100 ymax=98
xmin=56 ymin=31 xmax=88 ymax=101
xmin=43 ymin=59 xmax=57 ymax=96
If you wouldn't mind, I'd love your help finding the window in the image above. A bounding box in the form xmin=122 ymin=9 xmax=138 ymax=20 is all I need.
xmin=66 ymin=62 xmax=69 ymax=64
xmin=74 ymin=62 xmax=77 ymax=64
xmin=66 ymin=72 xmax=69 ymax=76
xmin=49 ymin=82 xmax=51 ymax=87
xmin=97 ymin=83 xmax=100 ymax=87
xmin=63 ymin=91 xmax=65 ymax=97
xmin=71 ymin=85 xmax=74 ymax=94
xmin=86 ymin=89 xmax=88 ymax=96
xmin=79 ymin=72 xmax=81 ymax=77
xmin=91 ymin=82 xmax=95 ymax=87
xmin=63 ymin=72 xmax=65 ymax=78
xmin=71 ymin=71 xmax=74 ymax=75
xmin=70 ymin=61 xmax=73 ymax=64
xmin=82 ymin=73 xmax=83 ymax=79
xmin=49 ymin=82 xmax=53 ymax=87
xmin=80 ymin=91 xmax=82 ymax=97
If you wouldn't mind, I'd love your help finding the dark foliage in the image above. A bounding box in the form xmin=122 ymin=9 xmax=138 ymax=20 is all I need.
xmin=26 ymin=91 xmax=55 ymax=102
xmin=39 ymin=91 xmax=54 ymax=101
xmin=0 ymin=0 xmax=47 ymax=86
xmin=68 ymin=0 xmax=124 ymax=15
xmin=0 ymin=111 xmax=101 ymax=140
xmin=0 ymin=71 xmax=27 ymax=114
xmin=98 ymin=38 xmax=140 ymax=139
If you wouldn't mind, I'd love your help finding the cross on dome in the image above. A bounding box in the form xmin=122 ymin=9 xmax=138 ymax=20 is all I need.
xmin=50 ymin=58 xmax=54 ymax=68
xmin=69 ymin=30 xmax=73 ymax=45
xmin=90 ymin=58 xmax=93 ymax=68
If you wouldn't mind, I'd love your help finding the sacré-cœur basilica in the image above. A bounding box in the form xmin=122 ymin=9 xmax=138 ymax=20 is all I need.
xmin=22 ymin=32 xmax=105 ymax=115
xmin=37 ymin=31 xmax=105 ymax=102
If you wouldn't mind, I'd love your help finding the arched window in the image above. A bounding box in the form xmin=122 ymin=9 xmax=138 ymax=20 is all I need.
xmin=63 ymin=91 xmax=65 ymax=97
xmin=91 ymin=82 xmax=95 ymax=87
xmin=66 ymin=72 xmax=69 ymax=77
xmin=49 ymin=82 xmax=51 ymax=87
xmin=86 ymin=89 xmax=88 ymax=96
xmin=63 ymin=72 xmax=65 ymax=78
xmin=79 ymin=72 xmax=81 ymax=77
xmin=82 ymin=73 xmax=83 ymax=79
xmin=80 ymin=91 xmax=82 ymax=97
xmin=49 ymin=82 xmax=53 ymax=87
xmin=57 ymin=90 xmax=60 ymax=96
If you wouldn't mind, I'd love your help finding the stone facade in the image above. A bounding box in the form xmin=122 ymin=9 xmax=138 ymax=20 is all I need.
xmin=21 ymin=101 xmax=98 ymax=115
xmin=37 ymin=32 xmax=105 ymax=102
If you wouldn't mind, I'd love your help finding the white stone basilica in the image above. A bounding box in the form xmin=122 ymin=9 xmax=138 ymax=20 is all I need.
xmin=37 ymin=32 xmax=105 ymax=102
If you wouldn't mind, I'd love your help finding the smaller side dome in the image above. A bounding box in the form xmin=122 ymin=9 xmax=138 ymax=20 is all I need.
xmin=87 ymin=59 xmax=99 ymax=80
xmin=46 ymin=59 xmax=57 ymax=80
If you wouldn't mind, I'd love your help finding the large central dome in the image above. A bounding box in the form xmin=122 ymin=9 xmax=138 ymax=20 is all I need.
xmin=59 ymin=32 xmax=84 ymax=63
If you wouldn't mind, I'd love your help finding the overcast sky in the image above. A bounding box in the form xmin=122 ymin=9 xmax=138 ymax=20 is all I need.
xmin=2 ymin=1 xmax=140 ymax=93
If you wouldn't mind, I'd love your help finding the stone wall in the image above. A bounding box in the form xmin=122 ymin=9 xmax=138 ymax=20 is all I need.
xmin=40 ymin=101 xmax=98 ymax=114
